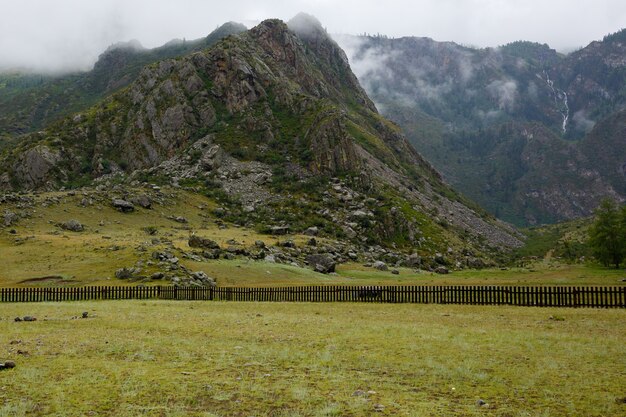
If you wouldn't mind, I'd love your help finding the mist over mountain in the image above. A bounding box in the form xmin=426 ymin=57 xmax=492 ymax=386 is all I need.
xmin=336 ymin=29 xmax=626 ymax=226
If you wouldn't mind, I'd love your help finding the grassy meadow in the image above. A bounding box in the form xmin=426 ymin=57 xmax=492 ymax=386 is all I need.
xmin=1 ymin=300 xmax=625 ymax=417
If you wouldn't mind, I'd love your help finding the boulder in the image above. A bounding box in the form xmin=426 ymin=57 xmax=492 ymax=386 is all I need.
xmin=434 ymin=253 xmax=446 ymax=265
xmin=112 ymin=199 xmax=135 ymax=212
xmin=434 ymin=266 xmax=449 ymax=274
xmin=3 ymin=210 xmax=18 ymax=227
xmin=60 ymin=219 xmax=84 ymax=232
xmin=372 ymin=261 xmax=388 ymax=271
xmin=404 ymin=253 xmax=422 ymax=267
xmin=189 ymin=271 xmax=217 ymax=287
xmin=306 ymin=254 xmax=336 ymax=274
xmin=304 ymin=226 xmax=319 ymax=236
xmin=115 ymin=267 xmax=138 ymax=279
xmin=270 ymin=225 xmax=289 ymax=235
xmin=188 ymin=235 xmax=220 ymax=250
xmin=130 ymin=194 xmax=152 ymax=209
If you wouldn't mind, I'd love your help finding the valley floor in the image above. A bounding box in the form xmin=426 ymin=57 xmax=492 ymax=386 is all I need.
xmin=1 ymin=301 xmax=624 ymax=416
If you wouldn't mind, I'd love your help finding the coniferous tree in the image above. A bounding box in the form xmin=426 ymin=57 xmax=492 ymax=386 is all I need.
xmin=589 ymin=198 xmax=624 ymax=268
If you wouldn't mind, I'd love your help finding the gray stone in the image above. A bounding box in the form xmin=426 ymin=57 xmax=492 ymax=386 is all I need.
xmin=115 ymin=268 xmax=136 ymax=279
xmin=188 ymin=235 xmax=220 ymax=250
xmin=391 ymin=269 xmax=400 ymax=275
xmin=270 ymin=225 xmax=289 ymax=235
xmin=306 ymin=254 xmax=336 ymax=274
xmin=304 ymin=226 xmax=319 ymax=236
xmin=130 ymin=194 xmax=152 ymax=209
xmin=434 ymin=266 xmax=449 ymax=274
xmin=22 ymin=316 xmax=36 ymax=322
xmin=112 ymin=199 xmax=135 ymax=212
xmin=4 ymin=210 xmax=18 ymax=227
xmin=405 ymin=253 xmax=421 ymax=267
xmin=60 ymin=219 xmax=84 ymax=232
xmin=372 ymin=261 xmax=388 ymax=271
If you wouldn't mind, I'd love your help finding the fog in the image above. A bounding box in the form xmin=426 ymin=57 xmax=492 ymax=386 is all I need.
xmin=1 ymin=0 xmax=624 ymax=73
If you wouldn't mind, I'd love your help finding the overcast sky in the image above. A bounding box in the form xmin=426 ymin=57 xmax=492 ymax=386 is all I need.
xmin=1 ymin=0 xmax=625 ymax=73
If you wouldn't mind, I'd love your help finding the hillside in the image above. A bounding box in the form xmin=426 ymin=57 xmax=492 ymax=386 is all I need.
xmin=0 ymin=15 xmax=522 ymax=285
xmin=336 ymin=30 xmax=626 ymax=225
xmin=0 ymin=22 xmax=247 ymax=142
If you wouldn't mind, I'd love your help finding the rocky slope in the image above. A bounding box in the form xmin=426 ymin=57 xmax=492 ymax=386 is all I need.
xmin=0 ymin=22 xmax=247 ymax=141
xmin=0 ymin=14 xmax=522 ymax=271
xmin=336 ymin=30 xmax=626 ymax=225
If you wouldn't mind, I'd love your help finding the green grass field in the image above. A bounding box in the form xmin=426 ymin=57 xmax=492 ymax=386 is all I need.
xmin=1 ymin=301 xmax=624 ymax=416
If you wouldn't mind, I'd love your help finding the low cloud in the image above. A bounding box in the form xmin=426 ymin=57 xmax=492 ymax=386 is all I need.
xmin=487 ymin=79 xmax=518 ymax=111
xmin=1 ymin=0 xmax=625 ymax=73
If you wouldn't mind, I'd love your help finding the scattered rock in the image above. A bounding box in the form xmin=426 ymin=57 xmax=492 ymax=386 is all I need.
xmin=115 ymin=267 xmax=139 ymax=279
xmin=112 ymin=199 xmax=134 ymax=212
xmin=81 ymin=312 xmax=89 ymax=319
xmin=373 ymin=404 xmax=385 ymax=412
xmin=373 ymin=261 xmax=388 ymax=271
xmin=307 ymin=237 xmax=317 ymax=246
xmin=151 ymin=272 xmax=165 ymax=280
xmin=254 ymin=240 xmax=266 ymax=248
xmin=60 ymin=219 xmax=84 ymax=232
xmin=434 ymin=266 xmax=449 ymax=274
xmin=0 ymin=360 xmax=16 ymax=370
xmin=188 ymin=235 xmax=220 ymax=250
xmin=130 ymin=194 xmax=152 ymax=209
xmin=304 ymin=226 xmax=319 ymax=236
xmin=306 ymin=254 xmax=336 ymax=274
xmin=476 ymin=399 xmax=488 ymax=407
xmin=405 ymin=253 xmax=421 ymax=267
xmin=188 ymin=271 xmax=217 ymax=287
xmin=3 ymin=210 xmax=18 ymax=227
xmin=22 ymin=316 xmax=37 ymax=322
xmin=14 ymin=317 xmax=22 ymax=322
xmin=270 ymin=225 xmax=289 ymax=235
xmin=391 ymin=269 xmax=399 ymax=275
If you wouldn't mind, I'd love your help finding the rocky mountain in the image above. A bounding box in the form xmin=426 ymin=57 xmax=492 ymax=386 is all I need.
xmin=0 ymin=22 xmax=247 ymax=143
xmin=336 ymin=29 xmax=626 ymax=225
xmin=0 ymin=14 xmax=522 ymax=268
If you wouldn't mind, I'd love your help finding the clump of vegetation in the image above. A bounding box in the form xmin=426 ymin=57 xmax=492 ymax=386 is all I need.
xmin=588 ymin=198 xmax=626 ymax=268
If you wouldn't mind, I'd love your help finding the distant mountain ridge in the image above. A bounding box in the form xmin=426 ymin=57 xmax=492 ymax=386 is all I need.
xmin=336 ymin=29 xmax=626 ymax=225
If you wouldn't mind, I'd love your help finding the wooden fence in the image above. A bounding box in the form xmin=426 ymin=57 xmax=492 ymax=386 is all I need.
xmin=1 ymin=285 xmax=625 ymax=308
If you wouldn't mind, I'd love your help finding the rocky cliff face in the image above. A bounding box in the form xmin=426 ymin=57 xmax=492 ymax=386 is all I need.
xmin=336 ymin=30 xmax=626 ymax=225
xmin=0 ymin=22 xmax=247 ymax=139
xmin=0 ymin=15 xmax=522 ymax=260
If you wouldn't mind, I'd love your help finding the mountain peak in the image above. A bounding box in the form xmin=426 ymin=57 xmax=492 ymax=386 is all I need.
xmin=287 ymin=12 xmax=326 ymax=39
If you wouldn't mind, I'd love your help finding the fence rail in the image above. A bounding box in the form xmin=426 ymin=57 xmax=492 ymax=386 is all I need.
xmin=1 ymin=285 xmax=625 ymax=308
